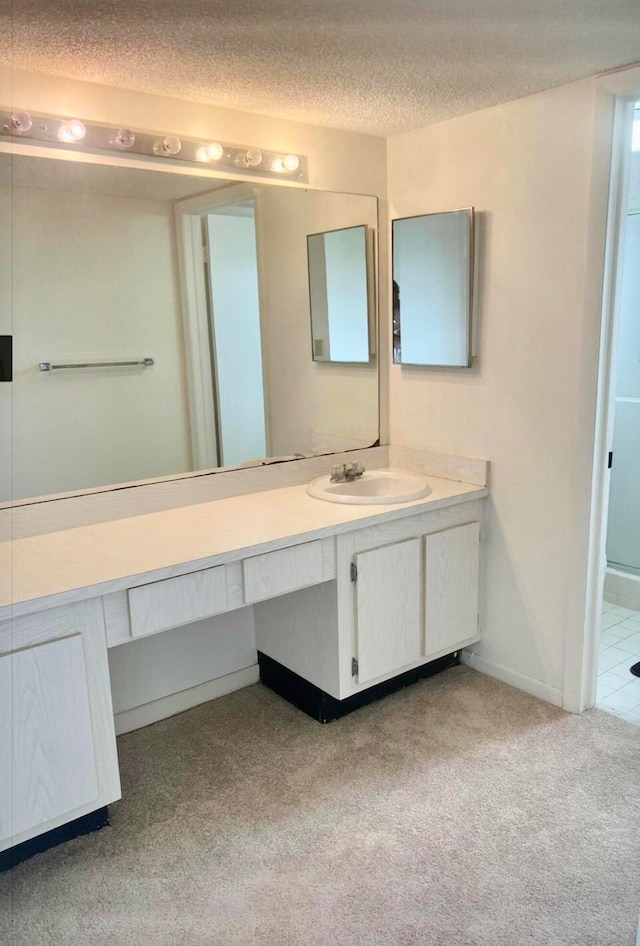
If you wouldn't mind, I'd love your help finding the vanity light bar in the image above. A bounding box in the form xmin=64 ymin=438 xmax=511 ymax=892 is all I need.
xmin=0 ymin=109 xmax=307 ymax=180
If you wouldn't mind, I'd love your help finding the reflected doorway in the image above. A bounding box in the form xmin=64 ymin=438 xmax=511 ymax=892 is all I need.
xmin=204 ymin=201 xmax=267 ymax=467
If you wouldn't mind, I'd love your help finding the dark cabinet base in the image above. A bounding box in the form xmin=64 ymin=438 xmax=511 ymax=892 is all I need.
xmin=0 ymin=806 xmax=110 ymax=873
xmin=258 ymin=651 xmax=460 ymax=723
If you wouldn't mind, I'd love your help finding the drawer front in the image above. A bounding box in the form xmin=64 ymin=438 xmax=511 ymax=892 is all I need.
xmin=243 ymin=540 xmax=325 ymax=604
xmin=128 ymin=566 xmax=228 ymax=638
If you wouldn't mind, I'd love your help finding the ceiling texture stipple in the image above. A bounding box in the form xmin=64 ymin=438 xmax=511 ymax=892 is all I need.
xmin=3 ymin=0 xmax=640 ymax=136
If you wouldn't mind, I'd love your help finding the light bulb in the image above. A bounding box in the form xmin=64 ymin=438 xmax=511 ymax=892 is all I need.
xmin=283 ymin=154 xmax=300 ymax=172
xmin=11 ymin=111 xmax=32 ymax=134
xmin=57 ymin=119 xmax=86 ymax=143
xmin=206 ymin=142 xmax=223 ymax=161
xmin=270 ymin=158 xmax=285 ymax=173
xmin=110 ymin=128 xmax=135 ymax=150
xmin=245 ymin=148 xmax=263 ymax=167
xmin=153 ymin=135 xmax=181 ymax=156
xmin=195 ymin=142 xmax=223 ymax=162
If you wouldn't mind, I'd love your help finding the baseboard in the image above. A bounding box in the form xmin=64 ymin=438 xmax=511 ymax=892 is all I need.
xmin=258 ymin=650 xmax=459 ymax=723
xmin=604 ymin=567 xmax=640 ymax=611
xmin=114 ymin=664 xmax=259 ymax=734
xmin=0 ymin=806 xmax=109 ymax=873
xmin=461 ymin=650 xmax=563 ymax=707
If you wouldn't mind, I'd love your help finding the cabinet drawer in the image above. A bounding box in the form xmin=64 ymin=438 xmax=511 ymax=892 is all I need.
xmin=128 ymin=566 xmax=228 ymax=638
xmin=243 ymin=540 xmax=328 ymax=604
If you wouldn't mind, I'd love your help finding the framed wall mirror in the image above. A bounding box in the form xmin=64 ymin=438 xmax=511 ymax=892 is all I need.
xmin=307 ymin=224 xmax=373 ymax=363
xmin=0 ymin=151 xmax=379 ymax=504
xmin=392 ymin=208 xmax=474 ymax=367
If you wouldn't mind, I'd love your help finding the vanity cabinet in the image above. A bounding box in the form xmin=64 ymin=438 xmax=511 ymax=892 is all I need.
xmin=255 ymin=499 xmax=483 ymax=708
xmin=0 ymin=481 xmax=486 ymax=858
xmin=0 ymin=600 xmax=121 ymax=854
xmin=351 ymin=519 xmax=480 ymax=689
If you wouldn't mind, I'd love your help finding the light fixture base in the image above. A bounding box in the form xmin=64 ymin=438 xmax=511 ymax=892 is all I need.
xmin=0 ymin=108 xmax=307 ymax=182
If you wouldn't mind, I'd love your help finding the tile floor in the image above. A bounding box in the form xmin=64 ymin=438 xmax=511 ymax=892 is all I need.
xmin=598 ymin=601 xmax=640 ymax=726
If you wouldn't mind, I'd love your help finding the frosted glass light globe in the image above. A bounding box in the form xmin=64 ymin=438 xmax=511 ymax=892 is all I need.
xmin=57 ymin=119 xmax=86 ymax=143
xmin=283 ymin=154 xmax=300 ymax=172
xmin=206 ymin=142 xmax=223 ymax=161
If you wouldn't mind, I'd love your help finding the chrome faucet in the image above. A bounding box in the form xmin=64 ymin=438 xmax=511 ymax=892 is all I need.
xmin=330 ymin=462 xmax=365 ymax=483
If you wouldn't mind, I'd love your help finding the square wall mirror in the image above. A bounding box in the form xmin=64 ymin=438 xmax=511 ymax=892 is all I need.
xmin=392 ymin=208 xmax=474 ymax=367
xmin=307 ymin=224 xmax=372 ymax=363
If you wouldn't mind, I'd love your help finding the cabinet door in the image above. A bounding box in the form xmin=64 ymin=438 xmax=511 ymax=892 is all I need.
xmin=354 ymin=537 xmax=422 ymax=684
xmin=0 ymin=599 xmax=121 ymax=851
xmin=0 ymin=635 xmax=99 ymax=840
xmin=424 ymin=521 xmax=480 ymax=658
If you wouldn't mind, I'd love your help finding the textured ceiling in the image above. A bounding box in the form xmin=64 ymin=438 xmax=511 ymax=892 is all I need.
xmin=3 ymin=0 xmax=640 ymax=136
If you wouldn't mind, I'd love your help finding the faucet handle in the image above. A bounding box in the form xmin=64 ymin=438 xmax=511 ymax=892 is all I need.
xmin=352 ymin=462 xmax=365 ymax=477
xmin=330 ymin=463 xmax=346 ymax=481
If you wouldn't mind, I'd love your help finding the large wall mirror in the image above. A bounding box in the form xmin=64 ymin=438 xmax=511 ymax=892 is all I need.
xmin=0 ymin=152 xmax=378 ymax=503
xmin=392 ymin=208 xmax=474 ymax=367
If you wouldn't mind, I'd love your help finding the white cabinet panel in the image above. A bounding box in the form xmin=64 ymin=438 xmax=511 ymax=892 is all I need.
xmin=128 ymin=566 xmax=228 ymax=638
xmin=355 ymin=537 xmax=422 ymax=684
xmin=0 ymin=599 xmax=121 ymax=853
xmin=0 ymin=634 xmax=98 ymax=842
xmin=424 ymin=521 xmax=480 ymax=658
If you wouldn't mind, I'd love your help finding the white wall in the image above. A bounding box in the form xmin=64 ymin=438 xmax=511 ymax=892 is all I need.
xmin=388 ymin=76 xmax=613 ymax=703
xmin=5 ymin=183 xmax=190 ymax=501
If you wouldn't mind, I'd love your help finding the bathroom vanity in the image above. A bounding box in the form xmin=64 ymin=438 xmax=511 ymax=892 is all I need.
xmin=0 ymin=462 xmax=486 ymax=864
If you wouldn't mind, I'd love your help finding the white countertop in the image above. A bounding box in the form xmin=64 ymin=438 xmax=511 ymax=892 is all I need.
xmin=0 ymin=475 xmax=487 ymax=619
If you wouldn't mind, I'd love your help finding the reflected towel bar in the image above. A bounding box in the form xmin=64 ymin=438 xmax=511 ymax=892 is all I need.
xmin=39 ymin=358 xmax=155 ymax=371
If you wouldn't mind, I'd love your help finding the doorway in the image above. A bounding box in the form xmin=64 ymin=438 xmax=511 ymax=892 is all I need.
xmin=174 ymin=184 xmax=270 ymax=471
xmin=204 ymin=201 xmax=267 ymax=467
xmin=594 ymin=102 xmax=640 ymax=725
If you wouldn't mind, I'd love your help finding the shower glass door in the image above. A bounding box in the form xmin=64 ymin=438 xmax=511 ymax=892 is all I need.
xmin=607 ymin=210 xmax=640 ymax=573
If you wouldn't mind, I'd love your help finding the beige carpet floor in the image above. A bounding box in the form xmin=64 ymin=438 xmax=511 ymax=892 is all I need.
xmin=2 ymin=666 xmax=640 ymax=946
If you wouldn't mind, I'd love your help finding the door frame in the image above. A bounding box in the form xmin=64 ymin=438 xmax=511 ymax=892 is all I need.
xmin=173 ymin=183 xmax=258 ymax=469
xmin=562 ymin=75 xmax=639 ymax=713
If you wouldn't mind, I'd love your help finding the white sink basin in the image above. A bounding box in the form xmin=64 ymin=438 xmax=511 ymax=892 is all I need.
xmin=306 ymin=468 xmax=432 ymax=505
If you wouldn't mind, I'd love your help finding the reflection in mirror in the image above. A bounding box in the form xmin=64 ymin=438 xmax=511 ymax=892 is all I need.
xmin=392 ymin=208 xmax=474 ymax=367
xmin=307 ymin=225 xmax=371 ymax=363
xmin=0 ymin=154 xmax=378 ymax=503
